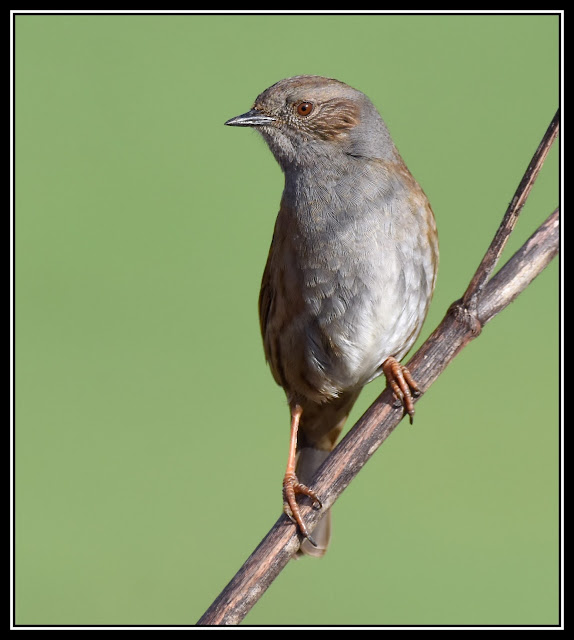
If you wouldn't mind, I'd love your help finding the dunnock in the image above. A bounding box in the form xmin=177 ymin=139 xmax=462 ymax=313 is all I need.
xmin=225 ymin=75 xmax=438 ymax=556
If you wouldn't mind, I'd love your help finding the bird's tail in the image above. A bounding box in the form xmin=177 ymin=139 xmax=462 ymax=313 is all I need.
xmin=295 ymin=390 xmax=360 ymax=557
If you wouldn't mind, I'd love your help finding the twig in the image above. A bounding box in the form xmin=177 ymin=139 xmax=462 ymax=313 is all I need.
xmin=476 ymin=208 xmax=559 ymax=325
xmin=462 ymin=109 xmax=559 ymax=310
xmin=197 ymin=114 xmax=559 ymax=626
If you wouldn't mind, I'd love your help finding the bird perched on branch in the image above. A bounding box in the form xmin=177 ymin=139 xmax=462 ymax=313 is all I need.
xmin=225 ymin=75 xmax=439 ymax=556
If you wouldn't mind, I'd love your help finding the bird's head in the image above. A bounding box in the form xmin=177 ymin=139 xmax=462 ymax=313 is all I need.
xmin=225 ymin=75 xmax=397 ymax=171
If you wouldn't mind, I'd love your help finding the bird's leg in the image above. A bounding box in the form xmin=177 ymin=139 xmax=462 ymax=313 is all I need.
xmin=282 ymin=404 xmax=322 ymax=547
xmin=382 ymin=356 xmax=421 ymax=424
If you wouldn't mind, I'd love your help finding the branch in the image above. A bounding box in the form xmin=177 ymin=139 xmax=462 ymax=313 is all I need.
xmin=197 ymin=114 xmax=560 ymax=626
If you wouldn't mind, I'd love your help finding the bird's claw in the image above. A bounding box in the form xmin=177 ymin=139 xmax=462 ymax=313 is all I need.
xmin=283 ymin=474 xmax=322 ymax=546
xmin=382 ymin=357 xmax=421 ymax=424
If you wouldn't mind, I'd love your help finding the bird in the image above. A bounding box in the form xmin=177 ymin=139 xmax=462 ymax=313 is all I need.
xmin=225 ymin=75 xmax=439 ymax=557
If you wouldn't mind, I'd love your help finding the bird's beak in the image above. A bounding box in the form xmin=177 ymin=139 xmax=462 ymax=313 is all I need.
xmin=224 ymin=109 xmax=276 ymax=127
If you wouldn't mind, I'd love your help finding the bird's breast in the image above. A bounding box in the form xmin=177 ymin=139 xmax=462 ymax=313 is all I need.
xmin=262 ymin=161 xmax=438 ymax=403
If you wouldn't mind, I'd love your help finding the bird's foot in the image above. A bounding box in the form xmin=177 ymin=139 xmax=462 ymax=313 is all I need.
xmin=382 ymin=357 xmax=421 ymax=424
xmin=283 ymin=472 xmax=322 ymax=547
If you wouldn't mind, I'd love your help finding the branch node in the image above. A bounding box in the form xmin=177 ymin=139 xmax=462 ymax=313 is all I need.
xmin=448 ymin=299 xmax=483 ymax=337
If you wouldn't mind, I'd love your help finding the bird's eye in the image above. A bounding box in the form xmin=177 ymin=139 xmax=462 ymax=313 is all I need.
xmin=296 ymin=101 xmax=314 ymax=117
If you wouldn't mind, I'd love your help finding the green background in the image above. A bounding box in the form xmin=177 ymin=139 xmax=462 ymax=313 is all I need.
xmin=15 ymin=14 xmax=560 ymax=626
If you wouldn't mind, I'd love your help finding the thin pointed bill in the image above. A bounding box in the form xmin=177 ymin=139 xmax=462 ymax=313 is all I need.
xmin=224 ymin=109 xmax=276 ymax=127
